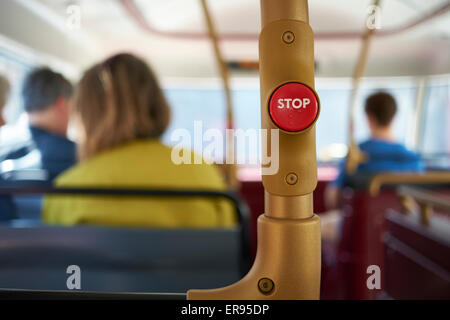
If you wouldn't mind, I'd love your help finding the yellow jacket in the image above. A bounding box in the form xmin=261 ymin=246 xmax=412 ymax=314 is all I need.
xmin=43 ymin=140 xmax=237 ymax=228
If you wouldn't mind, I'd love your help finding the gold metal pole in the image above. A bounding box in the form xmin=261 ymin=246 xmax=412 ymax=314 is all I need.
xmin=419 ymin=202 xmax=433 ymax=226
xmin=188 ymin=0 xmax=321 ymax=300
xmin=200 ymin=0 xmax=239 ymax=189
xmin=369 ymin=171 xmax=450 ymax=196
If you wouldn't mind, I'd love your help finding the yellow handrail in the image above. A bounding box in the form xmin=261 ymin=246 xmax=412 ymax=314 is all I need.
xmin=369 ymin=171 xmax=450 ymax=196
xmin=200 ymin=0 xmax=239 ymax=189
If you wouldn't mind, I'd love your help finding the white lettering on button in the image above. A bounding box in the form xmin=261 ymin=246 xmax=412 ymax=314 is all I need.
xmin=277 ymin=99 xmax=284 ymax=109
xmin=277 ymin=98 xmax=310 ymax=109
xmin=303 ymin=98 xmax=310 ymax=108
xmin=292 ymin=98 xmax=302 ymax=109
xmin=284 ymin=98 xmax=292 ymax=108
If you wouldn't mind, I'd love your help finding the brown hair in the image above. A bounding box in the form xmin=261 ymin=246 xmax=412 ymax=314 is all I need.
xmin=364 ymin=91 xmax=397 ymax=127
xmin=74 ymin=53 xmax=170 ymax=160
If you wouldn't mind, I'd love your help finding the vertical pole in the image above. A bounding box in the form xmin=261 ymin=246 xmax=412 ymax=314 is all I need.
xmin=411 ymin=78 xmax=427 ymax=151
xmin=200 ymin=0 xmax=239 ymax=189
xmin=188 ymin=0 xmax=321 ymax=299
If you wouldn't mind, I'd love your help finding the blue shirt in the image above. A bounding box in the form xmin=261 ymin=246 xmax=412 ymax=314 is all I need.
xmin=29 ymin=126 xmax=76 ymax=181
xmin=334 ymin=139 xmax=425 ymax=187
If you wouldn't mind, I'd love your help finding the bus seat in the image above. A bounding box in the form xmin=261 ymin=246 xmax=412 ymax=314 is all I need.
xmin=383 ymin=209 xmax=450 ymax=299
xmin=321 ymin=171 xmax=450 ymax=300
xmin=1 ymin=170 xmax=49 ymax=220
xmin=239 ymin=181 xmax=264 ymax=260
xmin=321 ymin=187 xmax=402 ymax=299
xmin=11 ymin=195 xmax=43 ymax=220
xmin=0 ymin=220 xmax=244 ymax=293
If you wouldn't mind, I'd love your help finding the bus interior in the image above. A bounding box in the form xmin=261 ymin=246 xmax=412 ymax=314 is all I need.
xmin=0 ymin=0 xmax=449 ymax=300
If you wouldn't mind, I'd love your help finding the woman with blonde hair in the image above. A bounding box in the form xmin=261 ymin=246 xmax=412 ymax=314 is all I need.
xmin=43 ymin=53 xmax=236 ymax=228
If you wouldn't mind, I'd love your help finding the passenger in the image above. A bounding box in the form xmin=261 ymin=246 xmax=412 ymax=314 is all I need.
xmin=3 ymin=67 xmax=76 ymax=180
xmin=43 ymin=53 xmax=236 ymax=228
xmin=0 ymin=74 xmax=16 ymax=220
xmin=325 ymin=91 xmax=425 ymax=210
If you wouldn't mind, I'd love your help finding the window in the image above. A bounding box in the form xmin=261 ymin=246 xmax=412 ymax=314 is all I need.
xmin=162 ymin=77 xmax=421 ymax=166
xmin=420 ymin=80 xmax=450 ymax=155
xmin=419 ymin=77 xmax=450 ymax=169
xmin=0 ymin=45 xmax=35 ymax=155
xmin=0 ymin=49 xmax=33 ymax=122
xmin=162 ymin=83 xmax=261 ymax=164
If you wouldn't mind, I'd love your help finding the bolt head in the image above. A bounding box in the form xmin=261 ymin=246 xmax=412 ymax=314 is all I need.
xmin=286 ymin=172 xmax=298 ymax=185
xmin=258 ymin=278 xmax=275 ymax=295
xmin=282 ymin=31 xmax=295 ymax=44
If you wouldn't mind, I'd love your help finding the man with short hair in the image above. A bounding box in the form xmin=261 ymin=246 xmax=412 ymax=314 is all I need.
xmin=325 ymin=91 xmax=424 ymax=210
xmin=20 ymin=67 xmax=76 ymax=180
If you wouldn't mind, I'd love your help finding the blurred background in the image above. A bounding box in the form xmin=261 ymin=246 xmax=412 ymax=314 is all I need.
xmin=0 ymin=0 xmax=448 ymax=173
xmin=0 ymin=0 xmax=449 ymax=300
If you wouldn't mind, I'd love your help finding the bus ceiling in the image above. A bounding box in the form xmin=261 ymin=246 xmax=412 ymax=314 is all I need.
xmin=0 ymin=0 xmax=449 ymax=78
xmin=118 ymin=0 xmax=450 ymax=78
xmin=120 ymin=0 xmax=450 ymax=41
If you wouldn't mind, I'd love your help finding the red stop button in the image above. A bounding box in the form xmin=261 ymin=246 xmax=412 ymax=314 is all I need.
xmin=269 ymin=82 xmax=319 ymax=132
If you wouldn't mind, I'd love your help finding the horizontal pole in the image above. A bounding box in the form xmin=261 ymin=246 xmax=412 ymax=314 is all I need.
xmin=0 ymin=183 xmax=248 ymax=223
xmin=398 ymin=186 xmax=450 ymax=213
